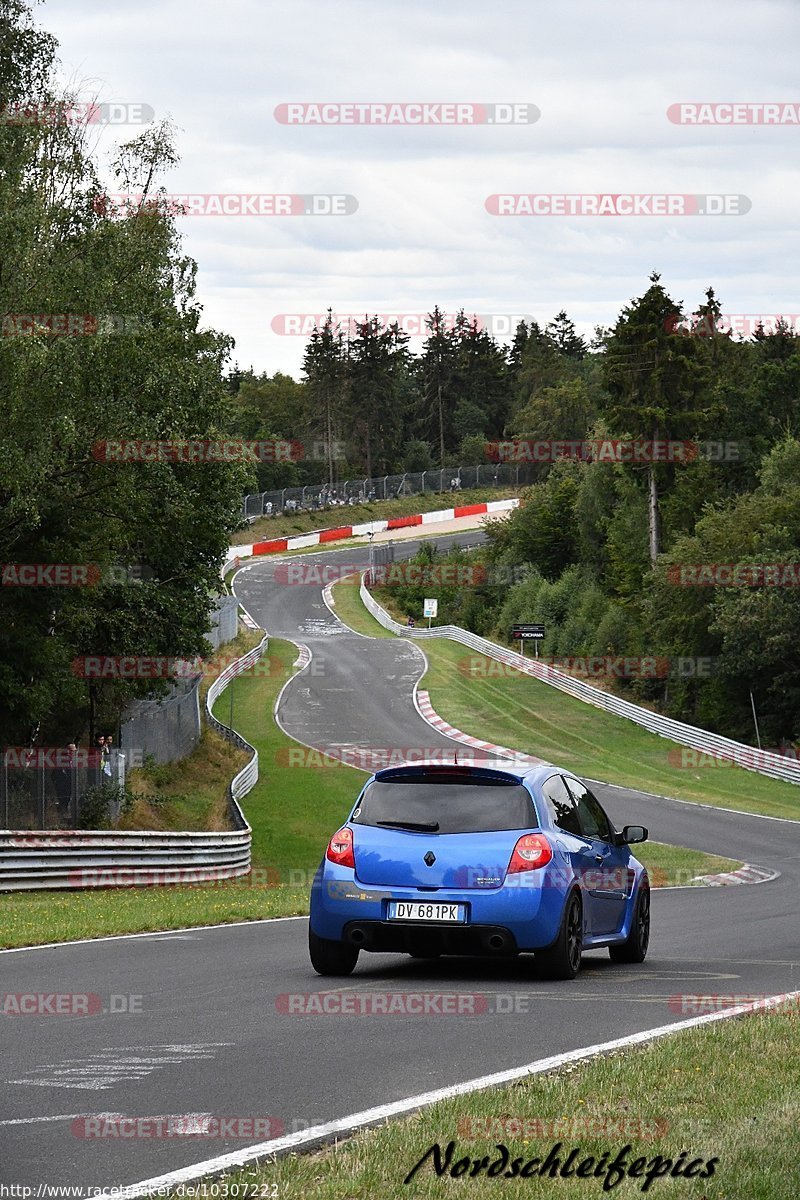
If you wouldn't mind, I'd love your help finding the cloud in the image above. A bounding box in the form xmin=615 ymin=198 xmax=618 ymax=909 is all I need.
xmin=40 ymin=0 xmax=800 ymax=375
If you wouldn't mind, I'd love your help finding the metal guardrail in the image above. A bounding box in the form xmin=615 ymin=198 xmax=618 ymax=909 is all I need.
xmin=0 ymin=634 xmax=267 ymax=891
xmin=205 ymin=634 xmax=267 ymax=827
xmin=360 ymin=573 xmax=800 ymax=788
xmin=242 ymin=462 xmax=535 ymax=521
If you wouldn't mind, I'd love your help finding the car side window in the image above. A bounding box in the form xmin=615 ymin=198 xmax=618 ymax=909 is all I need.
xmin=540 ymin=774 xmax=582 ymax=836
xmin=565 ymin=778 xmax=612 ymax=842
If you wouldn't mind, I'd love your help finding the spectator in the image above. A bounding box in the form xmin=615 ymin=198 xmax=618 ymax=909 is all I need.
xmin=407 ymin=615 xmax=415 ymax=628
xmin=54 ymin=742 xmax=77 ymax=819
xmin=102 ymin=735 xmax=114 ymax=778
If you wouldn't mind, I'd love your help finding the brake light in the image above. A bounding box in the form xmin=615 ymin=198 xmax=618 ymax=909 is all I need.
xmin=507 ymin=833 xmax=552 ymax=873
xmin=326 ymin=826 xmax=355 ymax=868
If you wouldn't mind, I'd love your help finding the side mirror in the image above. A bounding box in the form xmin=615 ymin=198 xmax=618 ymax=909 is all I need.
xmin=622 ymin=824 xmax=648 ymax=844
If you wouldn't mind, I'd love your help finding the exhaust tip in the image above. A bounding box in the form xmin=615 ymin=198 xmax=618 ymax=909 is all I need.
xmin=349 ymin=927 xmax=367 ymax=945
xmin=488 ymin=933 xmax=506 ymax=951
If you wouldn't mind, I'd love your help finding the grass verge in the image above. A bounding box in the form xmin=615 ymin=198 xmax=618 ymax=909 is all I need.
xmin=218 ymin=1005 xmax=800 ymax=1199
xmin=232 ymin=487 xmax=519 ymax=545
xmin=0 ymin=632 xmax=737 ymax=948
xmin=0 ymin=638 xmax=361 ymax=949
xmin=114 ymin=627 xmax=263 ymax=832
xmin=419 ymin=639 xmax=799 ymax=820
xmin=337 ymin=579 xmax=798 ymax=821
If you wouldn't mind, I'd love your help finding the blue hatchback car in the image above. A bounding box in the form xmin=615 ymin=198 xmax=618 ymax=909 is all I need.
xmin=309 ymin=761 xmax=650 ymax=980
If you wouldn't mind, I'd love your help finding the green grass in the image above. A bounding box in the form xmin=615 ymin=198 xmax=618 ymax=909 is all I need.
xmin=232 ymin=486 xmax=519 ymax=545
xmin=220 ymin=1006 xmax=800 ymax=1199
xmin=217 ymin=638 xmax=365 ymax=872
xmin=345 ymin=580 xmax=797 ymax=820
xmin=636 ymin=840 xmax=739 ymax=887
xmin=0 ymin=632 xmax=740 ymax=948
xmin=0 ymin=884 xmax=305 ymax=949
xmin=0 ymin=638 xmax=360 ymax=949
xmin=330 ymin=581 xmax=743 ymax=887
xmin=329 ymin=575 xmax=395 ymax=638
xmin=418 ymin=640 xmax=799 ymax=820
xmin=332 ymin=579 xmax=798 ymax=820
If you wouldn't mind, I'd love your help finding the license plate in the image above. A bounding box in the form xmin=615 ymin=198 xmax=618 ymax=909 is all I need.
xmin=387 ymin=901 xmax=464 ymax=923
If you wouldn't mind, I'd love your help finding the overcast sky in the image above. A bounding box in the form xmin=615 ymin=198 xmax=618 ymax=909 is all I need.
xmin=40 ymin=0 xmax=799 ymax=378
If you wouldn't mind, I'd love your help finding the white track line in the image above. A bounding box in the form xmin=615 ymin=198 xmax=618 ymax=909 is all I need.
xmin=0 ymin=916 xmax=308 ymax=956
xmin=588 ymin=777 xmax=800 ymax=824
xmin=91 ymin=988 xmax=800 ymax=1199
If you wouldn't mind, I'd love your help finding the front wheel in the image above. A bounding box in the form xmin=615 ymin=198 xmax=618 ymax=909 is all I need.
xmin=609 ymin=885 xmax=650 ymax=964
xmin=309 ymin=927 xmax=359 ymax=976
xmin=537 ymin=892 xmax=583 ymax=980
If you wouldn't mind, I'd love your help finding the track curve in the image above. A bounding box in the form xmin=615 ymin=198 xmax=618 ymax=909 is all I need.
xmin=2 ymin=531 xmax=798 ymax=1192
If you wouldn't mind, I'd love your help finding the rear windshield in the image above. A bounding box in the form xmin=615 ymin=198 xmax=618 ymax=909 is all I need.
xmin=350 ymin=777 xmax=537 ymax=834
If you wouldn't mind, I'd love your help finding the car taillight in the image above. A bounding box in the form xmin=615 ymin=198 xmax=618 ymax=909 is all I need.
xmin=326 ymin=826 xmax=355 ymax=868
xmin=507 ymin=833 xmax=552 ymax=873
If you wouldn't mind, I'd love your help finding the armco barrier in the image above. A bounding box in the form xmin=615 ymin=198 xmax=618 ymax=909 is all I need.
xmin=224 ymin=497 xmax=519 ymax=577
xmin=359 ymin=574 xmax=800 ymax=788
xmin=0 ymin=636 xmax=266 ymax=892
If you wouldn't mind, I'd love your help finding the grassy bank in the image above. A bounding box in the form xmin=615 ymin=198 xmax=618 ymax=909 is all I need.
xmin=232 ymin=486 xmax=519 ymax=545
xmin=0 ymin=638 xmax=359 ymax=949
xmin=0 ymin=632 xmax=738 ymax=948
xmin=333 ymin=577 xmax=799 ymax=821
xmin=221 ymin=1005 xmax=799 ymax=1199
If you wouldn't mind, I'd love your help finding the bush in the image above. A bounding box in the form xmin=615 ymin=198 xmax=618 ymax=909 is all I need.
xmin=77 ymin=783 xmax=133 ymax=829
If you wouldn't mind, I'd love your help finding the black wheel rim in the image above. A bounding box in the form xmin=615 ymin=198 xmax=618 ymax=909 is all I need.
xmin=638 ymin=889 xmax=650 ymax=952
xmin=567 ymin=898 xmax=582 ymax=970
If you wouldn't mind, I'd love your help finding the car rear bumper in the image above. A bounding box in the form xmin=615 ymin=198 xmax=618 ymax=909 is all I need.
xmin=342 ymin=919 xmax=520 ymax=955
xmin=309 ymin=863 xmax=566 ymax=951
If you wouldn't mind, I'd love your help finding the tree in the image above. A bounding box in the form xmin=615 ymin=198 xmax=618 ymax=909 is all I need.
xmin=0 ymin=0 xmax=247 ymax=746
xmin=486 ymin=460 xmax=582 ymax=580
xmin=546 ymin=310 xmax=587 ymax=359
xmin=600 ymin=274 xmax=705 ymax=565
xmin=345 ymin=317 xmax=412 ymax=477
xmin=417 ymin=306 xmax=460 ymax=466
xmin=302 ymin=310 xmax=347 ymax=487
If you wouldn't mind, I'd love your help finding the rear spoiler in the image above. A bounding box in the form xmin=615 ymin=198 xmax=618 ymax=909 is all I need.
xmin=373 ymin=763 xmax=526 ymax=785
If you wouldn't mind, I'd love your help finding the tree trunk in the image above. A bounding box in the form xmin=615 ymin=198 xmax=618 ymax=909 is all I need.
xmin=438 ymin=376 xmax=445 ymax=467
xmin=326 ymin=389 xmax=334 ymax=487
xmin=647 ymin=426 xmax=661 ymax=565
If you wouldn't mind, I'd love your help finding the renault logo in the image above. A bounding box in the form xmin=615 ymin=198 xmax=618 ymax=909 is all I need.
xmin=424 ymin=851 xmax=436 ymax=866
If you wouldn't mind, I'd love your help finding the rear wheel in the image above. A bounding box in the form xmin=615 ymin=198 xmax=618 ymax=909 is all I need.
xmin=537 ymin=892 xmax=583 ymax=980
xmin=308 ymin=927 xmax=359 ymax=976
xmin=609 ymin=885 xmax=650 ymax=964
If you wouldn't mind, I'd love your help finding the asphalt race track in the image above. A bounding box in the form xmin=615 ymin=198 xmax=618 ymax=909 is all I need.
xmin=2 ymin=532 xmax=799 ymax=1193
